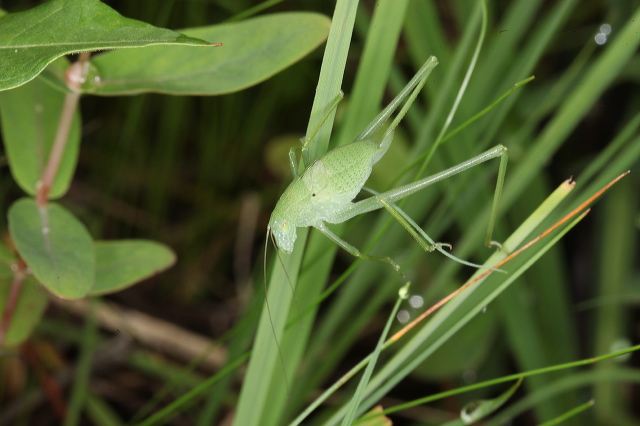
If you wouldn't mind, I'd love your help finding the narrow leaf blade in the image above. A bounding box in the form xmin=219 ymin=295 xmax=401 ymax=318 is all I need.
xmin=460 ymin=378 xmax=523 ymax=424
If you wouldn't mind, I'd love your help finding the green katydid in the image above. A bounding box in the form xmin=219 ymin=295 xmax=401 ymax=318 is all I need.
xmin=267 ymin=56 xmax=508 ymax=274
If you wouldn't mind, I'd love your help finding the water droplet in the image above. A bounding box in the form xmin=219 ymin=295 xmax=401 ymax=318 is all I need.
xmin=600 ymin=23 xmax=612 ymax=35
xmin=594 ymin=33 xmax=607 ymax=45
xmin=14 ymin=49 xmax=17 ymax=53
xmin=93 ymin=75 xmax=101 ymax=83
xmin=610 ymin=337 xmax=632 ymax=363
xmin=462 ymin=369 xmax=477 ymax=384
xmin=482 ymin=306 xmax=487 ymax=313
xmin=396 ymin=310 xmax=410 ymax=324
xmin=409 ymin=295 xmax=424 ymax=308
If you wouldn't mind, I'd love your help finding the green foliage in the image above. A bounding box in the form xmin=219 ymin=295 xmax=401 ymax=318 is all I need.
xmin=237 ymin=1 xmax=640 ymax=425
xmin=0 ymin=269 xmax=47 ymax=346
xmin=1 ymin=0 xmax=639 ymax=425
xmin=0 ymin=0 xmax=212 ymax=91
xmin=87 ymin=13 xmax=331 ymax=95
xmin=91 ymin=240 xmax=176 ymax=296
xmin=0 ymin=0 xmax=329 ymax=356
xmin=0 ymin=58 xmax=80 ymax=198
xmin=8 ymin=198 xmax=95 ymax=299
xmin=461 ymin=378 xmax=523 ymax=424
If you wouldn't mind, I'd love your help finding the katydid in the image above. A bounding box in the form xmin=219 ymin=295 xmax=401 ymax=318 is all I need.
xmin=267 ymin=55 xmax=508 ymax=274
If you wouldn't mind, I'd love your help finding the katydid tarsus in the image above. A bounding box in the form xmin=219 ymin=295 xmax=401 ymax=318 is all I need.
xmin=267 ymin=55 xmax=509 ymax=276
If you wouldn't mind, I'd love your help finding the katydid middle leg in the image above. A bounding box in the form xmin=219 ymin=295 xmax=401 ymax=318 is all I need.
xmin=315 ymin=223 xmax=402 ymax=273
xmin=372 ymin=194 xmax=503 ymax=271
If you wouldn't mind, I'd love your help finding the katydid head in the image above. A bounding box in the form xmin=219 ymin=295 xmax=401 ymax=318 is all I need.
xmin=268 ymin=214 xmax=297 ymax=253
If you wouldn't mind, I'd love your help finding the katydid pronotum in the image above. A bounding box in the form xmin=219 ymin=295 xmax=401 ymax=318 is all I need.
xmin=267 ymin=56 xmax=508 ymax=276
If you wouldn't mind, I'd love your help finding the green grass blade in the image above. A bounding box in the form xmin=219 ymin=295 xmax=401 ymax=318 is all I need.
xmin=342 ymin=284 xmax=408 ymax=426
xmin=65 ymin=300 xmax=98 ymax=426
xmin=234 ymin=2 xmax=359 ymax=425
xmin=307 ymin=179 xmax=576 ymax=424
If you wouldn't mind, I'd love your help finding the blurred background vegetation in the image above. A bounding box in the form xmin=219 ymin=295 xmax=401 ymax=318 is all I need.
xmin=1 ymin=0 xmax=639 ymax=425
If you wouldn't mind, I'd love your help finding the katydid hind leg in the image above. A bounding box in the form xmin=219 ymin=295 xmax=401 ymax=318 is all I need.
xmin=329 ymin=145 xmax=509 ymax=268
xmin=336 ymin=145 xmax=509 ymax=226
xmin=372 ymin=193 xmax=504 ymax=272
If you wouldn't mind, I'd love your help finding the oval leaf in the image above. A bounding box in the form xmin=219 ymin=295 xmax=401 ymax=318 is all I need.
xmin=0 ymin=0 xmax=212 ymax=91
xmin=8 ymin=198 xmax=95 ymax=299
xmin=85 ymin=12 xmax=330 ymax=95
xmin=89 ymin=240 xmax=176 ymax=296
xmin=0 ymin=266 xmax=48 ymax=347
xmin=0 ymin=58 xmax=80 ymax=199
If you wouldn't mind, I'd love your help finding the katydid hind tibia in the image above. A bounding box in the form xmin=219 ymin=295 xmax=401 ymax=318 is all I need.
xmin=268 ymin=55 xmax=508 ymax=275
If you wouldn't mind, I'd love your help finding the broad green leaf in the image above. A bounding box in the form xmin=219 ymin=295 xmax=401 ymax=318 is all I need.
xmin=8 ymin=198 xmax=95 ymax=299
xmin=0 ymin=58 xmax=80 ymax=199
xmin=0 ymin=0 xmax=212 ymax=91
xmin=0 ymin=266 xmax=48 ymax=347
xmin=84 ymin=12 xmax=330 ymax=95
xmin=89 ymin=240 xmax=176 ymax=296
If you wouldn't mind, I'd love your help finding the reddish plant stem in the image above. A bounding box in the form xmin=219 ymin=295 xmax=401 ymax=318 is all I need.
xmin=0 ymin=259 xmax=27 ymax=347
xmin=36 ymin=51 xmax=91 ymax=206
xmin=23 ymin=341 xmax=67 ymax=420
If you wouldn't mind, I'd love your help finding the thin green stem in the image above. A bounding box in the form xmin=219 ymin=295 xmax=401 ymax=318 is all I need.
xmin=359 ymin=345 xmax=639 ymax=422
xmin=414 ymin=0 xmax=488 ymax=180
